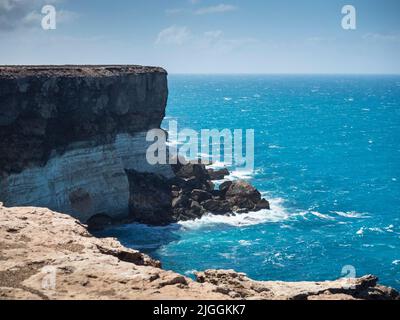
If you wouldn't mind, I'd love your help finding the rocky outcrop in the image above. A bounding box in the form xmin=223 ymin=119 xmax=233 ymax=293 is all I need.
xmin=0 ymin=203 xmax=224 ymax=300
xmin=170 ymin=163 xmax=270 ymax=221
xmin=0 ymin=66 xmax=174 ymax=223
xmin=0 ymin=203 xmax=398 ymax=300
xmin=195 ymin=270 xmax=400 ymax=300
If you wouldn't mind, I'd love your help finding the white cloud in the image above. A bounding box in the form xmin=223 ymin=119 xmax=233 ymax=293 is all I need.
xmin=195 ymin=4 xmax=237 ymax=15
xmin=155 ymin=25 xmax=259 ymax=53
xmin=155 ymin=26 xmax=191 ymax=46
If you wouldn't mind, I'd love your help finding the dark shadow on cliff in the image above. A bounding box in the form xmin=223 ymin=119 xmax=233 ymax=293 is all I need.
xmin=93 ymin=222 xmax=182 ymax=258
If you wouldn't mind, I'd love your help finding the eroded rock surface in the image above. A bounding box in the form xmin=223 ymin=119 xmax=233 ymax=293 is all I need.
xmin=1 ymin=203 xmax=398 ymax=300
xmin=0 ymin=203 xmax=224 ymax=300
xmin=195 ymin=269 xmax=400 ymax=300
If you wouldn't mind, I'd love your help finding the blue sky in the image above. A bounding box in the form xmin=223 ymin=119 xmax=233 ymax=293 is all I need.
xmin=0 ymin=0 xmax=399 ymax=73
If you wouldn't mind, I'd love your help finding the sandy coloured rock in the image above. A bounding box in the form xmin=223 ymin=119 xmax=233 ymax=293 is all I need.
xmin=0 ymin=203 xmax=398 ymax=300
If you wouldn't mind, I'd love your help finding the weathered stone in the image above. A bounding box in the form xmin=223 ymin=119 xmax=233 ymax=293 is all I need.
xmin=172 ymin=194 xmax=190 ymax=209
xmin=219 ymin=181 xmax=233 ymax=194
xmin=173 ymin=163 xmax=209 ymax=181
xmin=191 ymin=189 xmax=212 ymax=203
xmin=208 ymin=168 xmax=230 ymax=180
xmin=225 ymin=180 xmax=261 ymax=203
xmin=228 ymin=198 xmax=256 ymax=211
xmin=86 ymin=214 xmax=113 ymax=231
xmin=189 ymin=201 xmax=205 ymax=217
xmin=171 ymin=190 xmax=180 ymax=198
xmin=256 ymin=199 xmax=271 ymax=210
xmin=202 ymin=199 xmax=232 ymax=214
xmin=183 ymin=177 xmax=205 ymax=191
xmin=195 ymin=269 xmax=400 ymax=301
xmin=204 ymin=180 xmax=215 ymax=192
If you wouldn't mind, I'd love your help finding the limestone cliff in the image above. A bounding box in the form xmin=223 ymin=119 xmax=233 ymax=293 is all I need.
xmin=0 ymin=66 xmax=174 ymax=223
xmin=0 ymin=203 xmax=398 ymax=300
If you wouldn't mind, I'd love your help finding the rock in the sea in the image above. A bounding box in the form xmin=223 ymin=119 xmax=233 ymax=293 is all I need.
xmin=201 ymin=199 xmax=231 ymax=215
xmin=168 ymin=164 xmax=272 ymax=218
xmin=172 ymin=194 xmax=190 ymax=209
xmin=225 ymin=180 xmax=262 ymax=204
xmin=219 ymin=181 xmax=233 ymax=194
xmin=255 ymin=199 xmax=271 ymax=210
xmin=190 ymin=189 xmax=212 ymax=203
xmin=207 ymin=168 xmax=230 ymax=180
xmin=223 ymin=180 xmax=268 ymax=212
xmin=173 ymin=163 xmax=209 ymax=182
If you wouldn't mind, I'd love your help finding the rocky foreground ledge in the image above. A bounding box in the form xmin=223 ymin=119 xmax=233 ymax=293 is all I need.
xmin=1 ymin=203 xmax=398 ymax=300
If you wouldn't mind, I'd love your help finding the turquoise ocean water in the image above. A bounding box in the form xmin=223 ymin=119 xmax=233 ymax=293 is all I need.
xmin=98 ymin=75 xmax=400 ymax=289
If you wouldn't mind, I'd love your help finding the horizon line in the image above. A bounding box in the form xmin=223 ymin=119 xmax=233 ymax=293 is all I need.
xmin=167 ymin=72 xmax=400 ymax=76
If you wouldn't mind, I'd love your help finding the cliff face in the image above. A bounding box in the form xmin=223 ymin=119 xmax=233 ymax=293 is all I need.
xmin=1 ymin=204 xmax=398 ymax=300
xmin=0 ymin=66 xmax=174 ymax=223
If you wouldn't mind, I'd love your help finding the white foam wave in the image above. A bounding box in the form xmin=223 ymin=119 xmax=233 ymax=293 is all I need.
xmin=310 ymin=211 xmax=335 ymax=220
xmin=226 ymin=169 xmax=255 ymax=180
xmin=333 ymin=211 xmax=369 ymax=219
xmin=178 ymin=197 xmax=290 ymax=230
xmin=268 ymin=145 xmax=284 ymax=149
xmin=238 ymin=240 xmax=252 ymax=246
xmin=206 ymin=161 xmax=230 ymax=170
xmin=184 ymin=269 xmax=198 ymax=276
xmin=356 ymin=225 xmax=395 ymax=236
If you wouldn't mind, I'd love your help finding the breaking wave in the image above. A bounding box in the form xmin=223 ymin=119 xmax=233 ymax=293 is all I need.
xmin=178 ymin=197 xmax=290 ymax=229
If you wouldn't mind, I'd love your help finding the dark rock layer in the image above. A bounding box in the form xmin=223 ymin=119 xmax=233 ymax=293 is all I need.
xmin=0 ymin=65 xmax=168 ymax=175
xmin=123 ymin=163 xmax=271 ymax=226
xmin=0 ymin=65 xmax=172 ymax=223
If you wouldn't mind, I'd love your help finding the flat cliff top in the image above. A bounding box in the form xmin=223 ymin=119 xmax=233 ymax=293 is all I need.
xmin=0 ymin=202 xmax=398 ymax=300
xmin=0 ymin=65 xmax=167 ymax=79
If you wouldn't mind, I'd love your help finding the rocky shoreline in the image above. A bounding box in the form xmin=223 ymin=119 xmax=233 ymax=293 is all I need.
xmin=116 ymin=162 xmax=271 ymax=229
xmin=0 ymin=202 xmax=398 ymax=300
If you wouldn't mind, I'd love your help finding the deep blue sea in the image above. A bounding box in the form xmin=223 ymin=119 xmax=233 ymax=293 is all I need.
xmin=98 ymin=75 xmax=400 ymax=290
